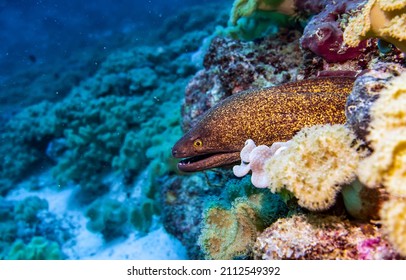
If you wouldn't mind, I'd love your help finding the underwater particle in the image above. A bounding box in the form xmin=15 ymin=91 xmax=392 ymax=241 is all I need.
xmin=254 ymin=214 xmax=401 ymax=259
xmin=380 ymin=197 xmax=406 ymax=256
xmin=344 ymin=0 xmax=406 ymax=53
xmin=357 ymin=72 xmax=406 ymax=194
xmin=264 ymin=124 xmax=364 ymax=211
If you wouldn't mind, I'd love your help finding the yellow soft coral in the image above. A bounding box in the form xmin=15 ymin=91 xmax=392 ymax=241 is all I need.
xmin=380 ymin=197 xmax=406 ymax=256
xmin=265 ymin=124 xmax=363 ymax=211
xmin=357 ymin=72 xmax=406 ymax=196
xmin=344 ymin=0 xmax=406 ymax=52
xmin=230 ymin=0 xmax=295 ymax=25
xmin=199 ymin=195 xmax=265 ymax=260
xmin=355 ymin=72 xmax=406 ymax=257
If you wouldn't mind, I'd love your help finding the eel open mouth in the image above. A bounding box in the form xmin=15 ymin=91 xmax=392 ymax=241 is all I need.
xmin=177 ymin=151 xmax=241 ymax=172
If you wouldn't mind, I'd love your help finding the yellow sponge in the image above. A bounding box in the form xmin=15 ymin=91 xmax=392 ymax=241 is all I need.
xmin=344 ymin=0 xmax=406 ymax=52
xmin=265 ymin=124 xmax=363 ymax=211
xmin=357 ymin=72 xmax=406 ymax=196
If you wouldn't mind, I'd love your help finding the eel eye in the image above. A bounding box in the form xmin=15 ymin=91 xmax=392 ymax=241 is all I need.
xmin=193 ymin=139 xmax=203 ymax=148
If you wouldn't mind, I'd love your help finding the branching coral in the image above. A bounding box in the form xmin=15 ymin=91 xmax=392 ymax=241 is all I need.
xmin=344 ymin=0 xmax=406 ymax=53
xmin=233 ymin=124 xmax=364 ymax=211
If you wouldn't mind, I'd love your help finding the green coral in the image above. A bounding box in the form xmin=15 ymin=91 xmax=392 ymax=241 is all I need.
xmin=6 ymin=237 xmax=62 ymax=260
xmin=220 ymin=11 xmax=291 ymax=41
xmin=220 ymin=0 xmax=293 ymax=40
xmin=85 ymin=197 xmax=129 ymax=240
xmin=14 ymin=196 xmax=48 ymax=224
xmin=0 ymin=102 xmax=58 ymax=194
xmin=130 ymin=197 xmax=158 ymax=233
xmin=230 ymin=0 xmax=291 ymax=24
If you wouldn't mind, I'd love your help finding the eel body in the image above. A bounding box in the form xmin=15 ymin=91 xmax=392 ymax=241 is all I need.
xmin=172 ymin=76 xmax=355 ymax=172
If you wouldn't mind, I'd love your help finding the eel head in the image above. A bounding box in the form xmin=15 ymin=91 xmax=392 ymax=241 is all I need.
xmin=171 ymin=127 xmax=242 ymax=172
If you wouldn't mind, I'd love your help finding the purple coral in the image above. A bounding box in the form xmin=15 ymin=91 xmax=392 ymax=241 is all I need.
xmin=357 ymin=237 xmax=400 ymax=260
xmin=300 ymin=0 xmax=367 ymax=62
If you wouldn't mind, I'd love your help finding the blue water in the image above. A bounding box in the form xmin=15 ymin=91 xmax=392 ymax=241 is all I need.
xmin=0 ymin=0 xmax=217 ymax=80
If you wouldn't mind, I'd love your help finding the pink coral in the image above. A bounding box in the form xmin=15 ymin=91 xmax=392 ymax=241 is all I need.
xmin=300 ymin=0 xmax=368 ymax=62
xmin=233 ymin=139 xmax=290 ymax=188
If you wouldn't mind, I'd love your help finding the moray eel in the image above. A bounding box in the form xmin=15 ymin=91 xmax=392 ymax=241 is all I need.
xmin=172 ymin=76 xmax=355 ymax=172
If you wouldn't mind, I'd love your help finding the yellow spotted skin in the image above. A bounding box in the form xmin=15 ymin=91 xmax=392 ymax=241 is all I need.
xmin=172 ymin=76 xmax=355 ymax=171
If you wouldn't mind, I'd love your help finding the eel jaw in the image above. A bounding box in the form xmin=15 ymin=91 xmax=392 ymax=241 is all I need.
xmin=177 ymin=151 xmax=241 ymax=172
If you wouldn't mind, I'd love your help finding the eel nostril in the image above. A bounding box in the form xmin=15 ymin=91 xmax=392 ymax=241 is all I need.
xmin=172 ymin=148 xmax=178 ymax=157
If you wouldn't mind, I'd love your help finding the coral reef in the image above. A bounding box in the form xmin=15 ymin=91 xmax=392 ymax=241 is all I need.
xmin=161 ymin=171 xmax=225 ymax=259
xmin=0 ymin=21 xmax=201 ymax=198
xmin=254 ymin=214 xmax=401 ymax=259
xmin=380 ymin=198 xmax=406 ymax=256
xmin=1 ymin=0 xmax=405 ymax=261
xmin=182 ymin=30 xmax=302 ymax=130
xmin=344 ymin=0 xmax=406 ymax=53
xmin=0 ymin=195 xmax=72 ymax=260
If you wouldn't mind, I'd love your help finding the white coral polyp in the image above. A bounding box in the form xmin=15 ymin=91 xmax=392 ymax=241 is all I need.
xmin=233 ymin=139 xmax=290 ymax=188
xmin=233 ymin=139 xmax=256 ymax=177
